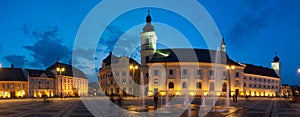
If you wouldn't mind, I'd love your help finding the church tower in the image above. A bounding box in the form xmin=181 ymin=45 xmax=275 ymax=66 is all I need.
xmin=221 ymin=37 xmax=226 ymax=53
xmin=140 ymin=10 xmax=157 ymax=67
xmin=271 ymin=52 xmax=281 ymax=77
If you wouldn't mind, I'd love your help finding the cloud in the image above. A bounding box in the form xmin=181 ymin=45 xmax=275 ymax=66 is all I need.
xmin=3 ymin=55 xmax=28 ymax=68
xmin=228 ymin=0 xmax=279 ymax=45
xmin=22 ymin=25 xmax=71 ymax=67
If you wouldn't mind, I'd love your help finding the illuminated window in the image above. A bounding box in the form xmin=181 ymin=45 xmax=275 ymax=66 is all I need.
xmin=235 ymin=80 xmax=239 ymax=86
xmin=154 ymin=79 xmax=158 ymax=84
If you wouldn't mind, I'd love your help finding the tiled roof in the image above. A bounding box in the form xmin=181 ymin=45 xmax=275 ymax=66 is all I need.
xmin=244 ymin=64 xmax=279 ymax=78
xmin=46 ymin=62 xmax=88 ymax=79
xmin=0 ymin=68 xmax=27 ymax=81
xmin=26 ymin=69 xmax=55 ymax=78
xmin=148 ymin=48 xmax=240 ymax=66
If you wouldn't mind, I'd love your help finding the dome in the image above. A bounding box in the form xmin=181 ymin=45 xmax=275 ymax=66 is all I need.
xmin=273 ymin=56 xmax=279 ymax=62
xmin=143 ymin=10 xmax=154 ymax=32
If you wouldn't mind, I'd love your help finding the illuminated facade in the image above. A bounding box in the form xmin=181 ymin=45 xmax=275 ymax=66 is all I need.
xmin=47 ymin=62 xmax=88 ymax=97
xmin=98 ymin=53 xmax=141 ymax=96
xmin=0 ymin=67 xmax=28 ymax=98
xmin=27 ymin=69 xmax=56 ymax=97
xmin=140 ymin=11 xmax=281 ymax=97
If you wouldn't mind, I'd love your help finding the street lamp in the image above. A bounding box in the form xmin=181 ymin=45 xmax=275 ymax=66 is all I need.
xmin=56 ymin=66 xmax=65 ymax=98
xmin=226 ymin=65 xmax=235 ymax=98
xmin=129 ymin=64 xmax=138 ymax=95
xmin=297 ymin=67 xmax=300 ymax=74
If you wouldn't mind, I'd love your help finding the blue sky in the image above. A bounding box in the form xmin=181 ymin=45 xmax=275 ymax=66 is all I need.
xmin=0 ymin=0 xmax=300 ymax=84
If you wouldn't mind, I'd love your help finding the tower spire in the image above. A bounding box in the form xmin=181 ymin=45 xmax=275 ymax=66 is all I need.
xmin=146 ymin=9 xmax=152 ymax=23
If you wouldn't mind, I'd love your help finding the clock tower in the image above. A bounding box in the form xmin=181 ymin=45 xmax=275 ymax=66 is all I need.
xmin=271 ymin=52 xmax=281 ymax=77
xmin=140 ymin=10 xmax=157 ymax=67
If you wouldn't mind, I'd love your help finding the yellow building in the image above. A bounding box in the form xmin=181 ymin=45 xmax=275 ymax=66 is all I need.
xmin=27 ymin=69 xmax=56 ymax=97
xmin=47 ymin=62 xmax=88 ymax=97
xmin=0 ymin=66 xmax=28 ymax=98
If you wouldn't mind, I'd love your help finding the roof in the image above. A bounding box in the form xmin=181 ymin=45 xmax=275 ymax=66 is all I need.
xmin=102 ymin=52 xmax=140 ymax=66
xmin=0 ymin=68 xmax=28 ymax=81
xmin=26 ymin=69 xmax=55 ymax=78
xmin=244 ymin=64 xmax=279 ymax=78
xmin=102 ymin=52 xmax=119 ymax=66
xmin=148 ymin=48 xmax=240 ymax=66
xmin=46 ymin=62 xmax=88 ymax=79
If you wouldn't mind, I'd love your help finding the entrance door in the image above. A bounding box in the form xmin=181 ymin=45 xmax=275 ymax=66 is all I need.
xmin=10 ymin=91 xmax=15 ymax=98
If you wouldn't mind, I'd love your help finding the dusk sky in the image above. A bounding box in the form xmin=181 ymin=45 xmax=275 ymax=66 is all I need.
xmin=0 ymin=0 xmax=300 ymax=84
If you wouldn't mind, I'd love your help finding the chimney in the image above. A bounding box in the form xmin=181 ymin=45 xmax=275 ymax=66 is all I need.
xmin=11 ymin=64 xmax=14 ymax=68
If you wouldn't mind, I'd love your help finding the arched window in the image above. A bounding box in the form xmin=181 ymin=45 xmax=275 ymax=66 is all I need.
xmin=196 ymin=82 xmax=202 ymax=89
xmin=222 ymin=83 xmax=227 ymax=92
xmin=209 ymin=83 xmax=214 ymax=91
xmin=182 ymin=82 xmax=187 ymax=88
xmin=169 ymin=82 xmax=174 ymax=89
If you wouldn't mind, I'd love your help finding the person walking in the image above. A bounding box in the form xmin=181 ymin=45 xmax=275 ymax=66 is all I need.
xmin=154 ymin=92 xmax=159 ymax=108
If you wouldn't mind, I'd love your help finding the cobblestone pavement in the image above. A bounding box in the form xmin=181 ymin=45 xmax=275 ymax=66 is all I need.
xmin=0 ymin=97 xmax=299 ymax=117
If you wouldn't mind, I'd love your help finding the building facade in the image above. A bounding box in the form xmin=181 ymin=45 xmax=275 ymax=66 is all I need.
xmin=97 ymin=10 xmax=282 ymax=97
xmin=47 ymin=62 xmax=88 ymax=97
xmin=98 ymin=53 xmax=141 ymax=96
xmin=27 ymin=69 xmax=56 ymax=97
xmin=0 ymin=66 xmax=28 ymax=98
xmin=141 ymin=11 xmax=281 ymax=97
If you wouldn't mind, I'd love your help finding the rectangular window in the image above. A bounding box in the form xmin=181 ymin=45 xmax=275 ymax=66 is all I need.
xmin=2 ymin=84 xmax=5 ymax=89
xmin=11 ymin=84 xmax=14 ymax=89
xmin=154 ymin=70 xmax=159 ymax=76
xmin=210 ymin=70 xmax=214 ymax=76
xmin=235 ymin=80 xmax=239 ymax=86
xmin=235 ymin=72 xmax=240 ymax=78
xmin=197 ymin=70 xmax=201 ymax=75
xmin=183 ymin=69 xmax=187 ymax=75
xmin=169 ymin=69 xmax=173 ymax=75
xmin=115 ymin=72 xmax=119 ymax=76
xmin=122 ymin=71 xmax=126 ymax=76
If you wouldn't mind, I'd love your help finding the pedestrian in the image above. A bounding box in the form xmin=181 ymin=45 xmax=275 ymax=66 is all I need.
xmin=154 ymin=92 xmax=159 ymax=108
xmin=232 ymin=94 xmax=235 ymax=102
xmin=118 ymin=95 xmax=123 ymax=106
xmin=245 ymin=95 xmax=249 ymax=101
xmin=110 ymin=93 xmax=115 ymax=103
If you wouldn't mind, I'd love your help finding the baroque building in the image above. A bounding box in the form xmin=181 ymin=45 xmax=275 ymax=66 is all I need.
xmin=140 ymin=11 xmax=281 ymax=97
xmin=98 ymin=10 xmax=282 ymax=97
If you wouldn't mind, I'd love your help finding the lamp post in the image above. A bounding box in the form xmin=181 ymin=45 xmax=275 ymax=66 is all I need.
xmin=226 ymin=65 xmax=235 ymax=98
xmin=56 ymin=66 xmax=65 ymax=98
xmin=129 ymin=64 xmax=138 ymax=95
